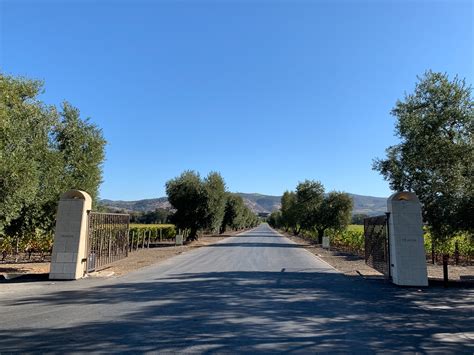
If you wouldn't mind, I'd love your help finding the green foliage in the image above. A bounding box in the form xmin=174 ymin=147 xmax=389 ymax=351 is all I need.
xmin=352 ymin=213 xmax=369 ymax=225
xmin=347 ymin=224 xmax=364 ymax=232
xmin=280 ymin=191 xmax=297 ymax=232
xmin=0 ymin=232 xmax=54 ymax=261
xmin=128 ymin=224 xmax=176 ymax=250
xmin=0 ymin=72 xmax=106 ymax=245
xmin=130 ymin=209 xmax=172 ymax=224
xmin=295 ymin=180 xmax=325 ymax=231
xmin=166 ymin=171 xmax=258 ymax=239
xmin=312 ymin=191 xmax=353 ymax=242
xmin=424 ymin=230 xmax=473 ymax=258
xmin=202 ymin=172 xmax=227 ymax=233
xmin=55 ymin=102 xmax=106 ymax=203
xmin=325 ymin=226 xmax=472 ymax=262
xmin=166 ymin=170 xmax=206 ymax=239
xmin=129 ymin=224 xmax=176 ymax=245
xmin=278 ymin=180 xmax=353 ymax=243
xmin=0 ymin=74 xmax=56 ymax=236
xmin=330 ymin=229 xmax=365 ymax=255
xmin=221 ymin=193 xmax=259 ymax=232
xmin=267 ymin=210 xmax=283 ymax=229
xmin=374 ymin=71 xmax=473 ymax=245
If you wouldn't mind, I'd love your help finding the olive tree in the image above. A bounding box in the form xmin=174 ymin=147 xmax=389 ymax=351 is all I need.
xmin=294 ymin=180 xmax=325 ymax=233
xmin=0 ymin=73 xmax=106 ymax=242
xmin=202 ymin=172 xmax=227 ymax=234
xmin=280 ymin=191 xmax=298 ymax=233
xmin=312 ymin=191 xmax=353 ymax=244
xmin=166 ymin=171 xmax=206 ymax=240
xmin=373 ymin=71 xmax=473 ymax=282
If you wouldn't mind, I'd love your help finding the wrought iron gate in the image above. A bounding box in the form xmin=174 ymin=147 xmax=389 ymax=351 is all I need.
xmin=364 ymin=213 xmax=390 ymax=278
xmin=87 ymin=212 xmax=130 ymax=272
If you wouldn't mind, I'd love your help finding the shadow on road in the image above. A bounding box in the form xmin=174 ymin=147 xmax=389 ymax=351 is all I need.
xmin=1 ymin=270 xmax=473 ymax=352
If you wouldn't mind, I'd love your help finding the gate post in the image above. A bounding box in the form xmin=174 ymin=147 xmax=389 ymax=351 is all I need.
xmin=49 ymin=190 xmax=92 ymax=280
xmin=387 ymin=192 xmax=428 ymax=286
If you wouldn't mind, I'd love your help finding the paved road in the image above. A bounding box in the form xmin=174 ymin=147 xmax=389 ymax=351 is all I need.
xmin=1 ymin=224 xmax=473 ymax=353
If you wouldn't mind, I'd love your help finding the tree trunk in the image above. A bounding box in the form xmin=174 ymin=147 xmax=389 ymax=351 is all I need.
xmin=431 ymin=239 xmax=435 ymax=264
xmin=187 ymin=227 xmax=199 ymax=241
xmin=317 ymin=229 xmax=324 ymax=244
xmin=443 ymin=254 xmax=449 ymax=287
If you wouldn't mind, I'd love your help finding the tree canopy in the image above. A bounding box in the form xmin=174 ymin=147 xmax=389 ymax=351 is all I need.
xmin=166 ymin=171 xmax=258 ymax=240
xmin=373 ymin=71 xmax=473 ymax=244
xmin=269 ymin=179 xmax=353 ymax=243
xmin=0 ymin=72 xmax=106 ymax=239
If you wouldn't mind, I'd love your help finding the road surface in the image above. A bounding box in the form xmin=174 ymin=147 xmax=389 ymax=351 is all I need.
xmin=1 ymin=224 xmax=473 ymax=353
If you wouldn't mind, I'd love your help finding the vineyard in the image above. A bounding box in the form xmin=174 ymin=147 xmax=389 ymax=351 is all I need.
xmin=0 ymin=232 xmax=54 ymax=262
xmin=299 ymin=225 xmax=473 ymax=265
xmin=0 ymin=224 xmax=178 ymax=263
xmin=129 ymin=224 xmax=177 ymax=250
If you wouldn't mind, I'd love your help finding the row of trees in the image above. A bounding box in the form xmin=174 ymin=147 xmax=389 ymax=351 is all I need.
xmin=268 ymin=180 xmax=353 ymax=243
xmin=166 ymin=171 xmax=259 ymax=240
xmin=0 ymin=72 xmax=106 ymax=241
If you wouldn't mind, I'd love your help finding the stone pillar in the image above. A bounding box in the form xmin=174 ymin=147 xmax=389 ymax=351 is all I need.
xmin=387 ymin=192 xmax=428 ymax=286
xmin=49 ymin=190 xmax=92 ymax=280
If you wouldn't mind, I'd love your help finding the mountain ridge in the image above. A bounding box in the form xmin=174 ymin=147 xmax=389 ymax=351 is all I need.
xmin=100 ymin=192 xmax=388 ymax=216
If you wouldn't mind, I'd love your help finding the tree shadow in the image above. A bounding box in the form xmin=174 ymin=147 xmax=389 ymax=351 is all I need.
xmin=1 ymin=270 xmax=473 ymax=353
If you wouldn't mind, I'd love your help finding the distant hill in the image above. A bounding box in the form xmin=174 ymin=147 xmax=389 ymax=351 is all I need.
xmin=100 ymin=197 xmax=171 ymax=212
xmin=347 ymin=193 xmax=387 ymax=216
xmin=100 ymin=192 xmax=387 ymax=216
xmin=236 ymin=193 xmax=282 ymax=214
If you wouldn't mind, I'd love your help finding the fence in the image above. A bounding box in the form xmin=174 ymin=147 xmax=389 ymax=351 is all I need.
xmin=87 ymin=212 xmax=130 ymax=272
xmin=364 ymin=214 xmax=390 ymax=277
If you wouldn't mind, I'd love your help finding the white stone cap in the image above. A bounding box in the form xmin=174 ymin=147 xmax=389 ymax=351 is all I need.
xmin=388 ymin=191 xmax=420 ymax=203
xmin=60 ymin=189 xmax=92 ymax=204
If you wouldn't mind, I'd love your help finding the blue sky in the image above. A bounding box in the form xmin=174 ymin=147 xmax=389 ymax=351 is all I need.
xmin=1 ymin=0 xmax=472 ymax=200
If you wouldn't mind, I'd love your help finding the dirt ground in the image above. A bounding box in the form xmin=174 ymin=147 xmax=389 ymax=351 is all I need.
xmin=283 ymin=232 xmax=474 ymax=282
xmin=0 ymin=232 xmax=237 ymax=278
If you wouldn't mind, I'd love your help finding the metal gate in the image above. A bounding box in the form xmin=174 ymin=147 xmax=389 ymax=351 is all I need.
xmin=364 ymin=213 xmax=390 ymax=278
xmin=87 ymin=212 xmax=130 ymax=272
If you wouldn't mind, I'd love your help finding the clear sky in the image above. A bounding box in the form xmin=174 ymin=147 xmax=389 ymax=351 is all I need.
xmin=1 ymin=0 xmax=472 ymax=200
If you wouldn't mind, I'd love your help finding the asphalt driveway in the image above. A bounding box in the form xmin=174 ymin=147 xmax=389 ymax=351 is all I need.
xmin=0 ymin=224 xmax=472 ymax=353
